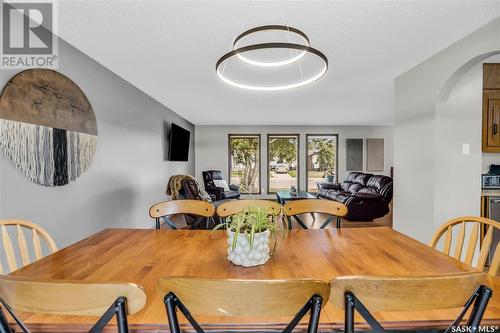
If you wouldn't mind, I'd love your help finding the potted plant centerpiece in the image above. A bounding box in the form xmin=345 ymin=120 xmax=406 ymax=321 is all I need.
xmin=214 ymin=205 xmax=286 ymax=267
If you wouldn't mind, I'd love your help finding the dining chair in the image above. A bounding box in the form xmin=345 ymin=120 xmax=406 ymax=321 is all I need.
xmin=0 ymin=219 xmax=58 ymax=274
xmin=330 ymin=272 xmax=492 ymax=333
xmin=149 ymin=200 xmax=215 ymax=230
xmin=0 ymin=274 xmax=147 ymax=333
xmin=157 ymin=277 xmax=330 ymax=333
xmin=283 ymin=199 xmax=348 ymax=229
xmin=430 ymin=216 xmax=500 ymax=276
xmin=216 ymin=199 xmax=282 ymax=222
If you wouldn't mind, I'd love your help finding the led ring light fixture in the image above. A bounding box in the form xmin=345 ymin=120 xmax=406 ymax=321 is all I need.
xmin=233 ymin=25 xmax=311 ymax=67
xmin=216 ymin=25 xmax=328 ymax=91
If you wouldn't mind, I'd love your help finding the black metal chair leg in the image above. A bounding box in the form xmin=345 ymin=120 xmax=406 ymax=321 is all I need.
xmin=319 ymin=216 xmax=334 ymax=229
xmin=155 ymin=218 xmax=161 ymax=230
xmin=0 ymin=299 xmax=30 ymax=333
xmin=164 ymin=293 xmax=181 ymax=333
xmin=115 ymin=298 xmax=129 ymax=333
xmin=0 ymin=308 xmax=12 ymax=333
xmin=306 ymin=295 xmax=323 ymax=333
xmin=294 ymin=216 xmax=309 ymax=229
xmin=336 ymin=216 xmax=341 ymax=229
xmin=345 ymin=293 xmax=355 ymax=333
xmin=163 ymin=217 xmax=178 ymax=230
xmin=467 ymin=286 xmax=493 ymax=333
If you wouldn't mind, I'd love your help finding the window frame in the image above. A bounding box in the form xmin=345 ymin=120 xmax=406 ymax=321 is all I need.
xmin=267 ymin=133 xmax=300 ymax=194
xmin=227 ymin=134 xmax=262 ymax=195
xmin=305 ymin=134 xmax=339 ymax=193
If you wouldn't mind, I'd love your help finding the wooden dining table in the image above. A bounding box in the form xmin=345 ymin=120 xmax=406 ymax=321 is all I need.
xmin=10 ymin=227 xmax=500 ymax=332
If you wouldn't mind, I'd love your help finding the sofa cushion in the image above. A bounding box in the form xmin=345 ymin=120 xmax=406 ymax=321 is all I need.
xmin=224 ymin=190 xmax=240 ymax=200
xmin=341 ymin=182 xmax=351 ymax=191
xmin=358 ymin=187 xmax=379 ymax=195
xmin=354 ymin=173 xmax=373 ymax=186
xmin=318 ymin=189 xmax=351 ymax=203
xmin=321 ymin=183 xmax=341 ymax=190
xmin=333 ymin=192 xmax=351 ymax=204
xmin=346 ymin=172 xmax=361 ymax=182
xmin=347 ymin=183 xmax=364 ymax=193
xmin=366 ymin=175 xmax=392 ymax=191
xmin=354 ymin=191 xmax=382 ymax=200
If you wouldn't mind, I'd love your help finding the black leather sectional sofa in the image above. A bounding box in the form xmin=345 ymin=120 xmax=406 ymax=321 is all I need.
xmin=317 ymin=172 xmax=393 ymax=221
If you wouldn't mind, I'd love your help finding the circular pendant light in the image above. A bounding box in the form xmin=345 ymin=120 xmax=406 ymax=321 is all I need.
xmin=216 ymin=25 xmax=328 ymax=91
xmin=233 ymin=25 xmax=310 ymax=67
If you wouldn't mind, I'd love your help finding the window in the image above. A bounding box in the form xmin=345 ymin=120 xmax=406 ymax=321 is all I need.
xmin=306 ymin=134 xmax=338 ymax=192
xmin=228 ymin=135 xmax=261 ymax=194
xmin=267 ymin=134 xmax=299 ymax=193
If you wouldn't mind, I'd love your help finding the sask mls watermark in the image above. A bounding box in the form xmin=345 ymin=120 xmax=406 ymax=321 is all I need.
xmin=0 ymin=0 xmax=58 ymax=69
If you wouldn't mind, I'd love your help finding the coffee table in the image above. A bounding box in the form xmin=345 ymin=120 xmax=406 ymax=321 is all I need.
xmin=276 ymin=190 xmax=318 ymax=229
xmin=275 ymin=190 xmax=316 ymax=205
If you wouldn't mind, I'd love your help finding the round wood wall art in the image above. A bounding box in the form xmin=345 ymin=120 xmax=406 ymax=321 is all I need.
xmin=0 ymin=69 xmax=97 ymax=186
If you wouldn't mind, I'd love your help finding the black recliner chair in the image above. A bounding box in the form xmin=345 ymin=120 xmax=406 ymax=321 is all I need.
xmin=202 ymin=170 xmax=240 ymax=201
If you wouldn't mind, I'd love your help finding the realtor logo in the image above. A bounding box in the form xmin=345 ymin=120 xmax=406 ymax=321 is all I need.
xmin=1 ymin=0 xmax=58 ymax=68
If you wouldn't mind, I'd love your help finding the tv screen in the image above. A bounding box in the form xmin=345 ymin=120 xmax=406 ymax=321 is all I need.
xmin=168 ymin=123 xmax=190 ymax=161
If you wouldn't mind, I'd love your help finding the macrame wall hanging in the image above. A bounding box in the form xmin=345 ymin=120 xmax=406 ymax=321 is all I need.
xmin=0 ymin=69 xmax=97 ymax=186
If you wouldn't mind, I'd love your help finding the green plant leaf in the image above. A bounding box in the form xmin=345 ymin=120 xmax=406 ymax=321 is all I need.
xmin=214 ymin=203 xmax=287 ymax=254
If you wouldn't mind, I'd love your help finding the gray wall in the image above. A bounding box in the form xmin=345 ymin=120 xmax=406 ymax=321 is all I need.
xmin=0 ymin=38 xmax=195 ymax=248
xmin=195 ymin=125 xmax=393 ymax=195
xmin=394 ymin=18 xmax=500 ymax=243
xmin=434 ymin=62 xmax=483 ymax=231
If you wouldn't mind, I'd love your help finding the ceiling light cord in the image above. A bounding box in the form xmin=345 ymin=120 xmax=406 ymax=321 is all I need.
xmin=281 ymin=0 xmax=304 ymax=82
xmin=222 ymin=0 xmax=250 ymax=76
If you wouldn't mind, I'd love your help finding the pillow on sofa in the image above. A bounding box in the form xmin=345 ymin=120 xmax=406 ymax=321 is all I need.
xmin=213 ymin=179 xmax=230 ymax=191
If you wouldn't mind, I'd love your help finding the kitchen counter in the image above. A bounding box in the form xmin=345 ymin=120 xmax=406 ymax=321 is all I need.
xmin=482 ymin=190 xmax=500 ymax=196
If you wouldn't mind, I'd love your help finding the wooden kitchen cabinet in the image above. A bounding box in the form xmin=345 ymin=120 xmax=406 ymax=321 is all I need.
xmin=482 ymin=64 xmax=500 ymax=152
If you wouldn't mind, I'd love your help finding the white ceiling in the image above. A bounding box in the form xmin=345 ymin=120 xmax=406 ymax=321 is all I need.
xmin=57 ymin=1 xmax=500 ymax=125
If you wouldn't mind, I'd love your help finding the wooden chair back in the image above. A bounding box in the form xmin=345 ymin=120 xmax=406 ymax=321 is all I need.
xmin=216 ymin=200 xmax=281 ymax=218
xmin=157 ymin=277 xmax=329 ymax=317
xmin=329 ymin=272 xmax=487 ymax=312
xmin=430 ymin=216 xmax=500 ymax=276
xmin=149 ymin=200 xmax=215 ymax=219
xmin=0 ymin=219 xmax=57 ymax=274
xmin=0 ymin=274 xmax=146 ymax=316
xmin=283 ymin=199 xmax=348 ymax=217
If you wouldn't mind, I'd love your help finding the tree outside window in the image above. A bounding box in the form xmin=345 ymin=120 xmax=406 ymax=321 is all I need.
xmin=306 ymin=135 xmax=338 ymax=192
xmin=229 ymin=135 xmax=260 ymax=194
xmin=268 ymin=134 xmax=299 ymax=193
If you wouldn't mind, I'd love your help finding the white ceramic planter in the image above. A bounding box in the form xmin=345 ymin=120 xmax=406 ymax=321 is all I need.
xmin=227 ymin=229 xmax=270 ymax=267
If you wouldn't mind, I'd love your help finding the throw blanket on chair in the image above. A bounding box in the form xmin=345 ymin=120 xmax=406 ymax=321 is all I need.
xmin=166 ymin=174 xmax=212 ymax=201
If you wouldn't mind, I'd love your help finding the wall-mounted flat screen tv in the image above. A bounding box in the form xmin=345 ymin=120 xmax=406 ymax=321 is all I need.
xmin=168 ymin=123 xmax=190 ymax=161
